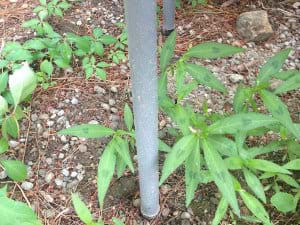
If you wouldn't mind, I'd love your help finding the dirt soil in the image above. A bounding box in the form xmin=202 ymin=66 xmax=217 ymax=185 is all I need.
xmin=0 ymin=0 xmax=299 ymax=225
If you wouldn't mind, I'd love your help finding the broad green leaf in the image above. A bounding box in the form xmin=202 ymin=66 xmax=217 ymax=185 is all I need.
xmin=0 ymin=160 xmax=27 ymax=181
xmin=59 ymin=124 xmax=115 ymax=138
xmin=160 ymin=135 xmax=198 ymax=185
xmin=93 ymin=28 xmax=103 ymax=39
xmin=277 ymin=174 xmax=299 ymax=188
xmin=95 ymin=68 xmax=106 ymax=80
xmin=224 ymin=157 xmax=243 ymax=170
xmin=24 ymin=39 xmax=46 ymax=50
xmin=203 ymin=139 xmax=240 ymax=216
xmin=72 ymin=193 xmax=94 ymax=225
xmin=271 ymin=192 xmax=296 ymax=213
xmin=247 ymin=141 xmax=286 ymax=159
xmin=112 ymin=218 xmax=125 ymax=225
xmin=93 ymin=42 xmax=104 ymax=56
xmin=185 ymin=139 xmax=201 ymax=206
xmin=212 ymin=197 xmax=228 ymax=225
xmin=260 ymin=90 xmax=300 ymax=139
xmin=0 ymin=72 xmax=8 ymax=94
xmin=158 ymin=139 xmax=171 ymax=153
xmin=0 ymin=96 xmax=8 ymax=115
xmin=160 ymin=31 xmax=176 ymax=72
xmin=207 ymin=113 xmax=278 ymax=135
xmin=233 ymin=87 xmax=252 ymax=113
xmin=0 ymin=186 xmax=42 ymax=225
xmin=185 ymin=63 xmax=227 ymax=93
xmin=97 ymin=144 xmax=116 ymax=208
xmin=239 ymin=190 xmax=271 ymax=224
xmin=124 ymin=103 xmax=133 ymax=131
xmin=283 ymin=159 xmax=300 ymax=170
xmin=75 ymin=36 xmax=91 ymax=53
xmin=100 ymin=35 xmax=117 ymax=45
xmin=207 ymin=135 xmax=238 ymax=157
xmin=185 ymin=42 xmax=244 ymax=59
xmin=274 ymin=74 xmax=300 ymax=94
xmin=116 ymin=154 xmax=127 ymax=178
xmin=287 ymin=140 xmax=300 ymax=159
xmin=0 ymin=138 xmax=9 ymax=154
xmin=22 ymin=18 xmax=40 ymax=28
xmin=243 ymin=168 xmax=266 ymax=203
xmin=112 ymin=137 xmax=134 ymax=173
xmin=246 ymin=159 xmax=291 ymax=174
xmin=273 ymin=70 xmax=300 ymax=81
xmin=40 ymin=60 xmax=54 ymax=76
xmin=3 ymin=116 xmax=19 ymax=138
xmin=9 ymin=63 xmax=37 ymax=106
xmin=257 ymin=48 xmax=291 ymax=84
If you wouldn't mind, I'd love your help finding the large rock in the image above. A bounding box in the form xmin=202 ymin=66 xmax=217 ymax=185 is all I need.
xmin=236 ymin=10 xmax=274 ymax=42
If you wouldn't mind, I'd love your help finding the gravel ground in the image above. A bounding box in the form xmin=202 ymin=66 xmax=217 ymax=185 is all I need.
xmin=0 ymin=0 xmax=300 ymax=225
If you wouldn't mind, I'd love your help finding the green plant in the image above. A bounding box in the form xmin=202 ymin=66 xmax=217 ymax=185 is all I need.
xmin=60 ymin=31 xmax=300 ymax=224
xmin=72 ymin=193 xmax=125 ymax=225
xmin=176 ymin=0 xmax=207 ymax=8
xmin=0 ymin=64 xmax=37 ymax=181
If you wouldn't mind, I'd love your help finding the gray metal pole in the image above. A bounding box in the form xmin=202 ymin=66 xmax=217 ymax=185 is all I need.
xmin=162 ymin=0 xmax=175 ymax=36
xmin=124 ymin=0 xmax=160 ymax=219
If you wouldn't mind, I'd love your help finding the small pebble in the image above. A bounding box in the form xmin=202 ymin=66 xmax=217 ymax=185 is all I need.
xmin=60 ymin=135 xmax=68 ymax=143
xmin=181 ymin=212 xmax=191 ymax=220
xmin=78 ymin=144 xmax=88 ymax=153
xmin=162 ymin=208 xmax=170 ymax=217
xmin=21 ymin=181 xmax=34 ymax=191
xmin=101 ymin=103 xmax=110 ymax=111
xmin=58 ymin=153 xmax=65 ymax=159
xmin=133 ymin=198 xmax=141 ymax=208
xmin=110 ymin=86 xmax=118 ymax=93
xmin=9 ymin=140 xmax=19 ymax=148
xmin=62 ymin=169 xmax=70 ymax=177
xmin=109 ymin=99 xmax=116 ymax=105
xmin=71 ymin=171 xmax=78 ymax=177
xmin=0 ymin=171 xmax=7 ymax=179
xmin=55 ymin=178 xmax=64 ymax=186
xmin=71 ymin=97 xmax=79 ymax=105
xmin=45 ymin=172 xmax=54 ymax=183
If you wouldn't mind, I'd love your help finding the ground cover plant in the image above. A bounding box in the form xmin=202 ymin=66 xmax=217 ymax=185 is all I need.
xmin=60 ymin=31 xmax=300 ymax=225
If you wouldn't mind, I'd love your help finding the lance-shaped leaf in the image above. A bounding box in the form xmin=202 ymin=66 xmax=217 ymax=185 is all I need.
xmin=202 ymin=139 xmax=240 ymax=216
xmin=256 ymin=48 xmax=291 ymax=84
xmin=185 ymin=139 xmax=201 ymax=206
xmin=246 ymin=159 xmax=291 ymax=174
xmin=116 ymin=154 xmax=127 ymax=178
xmin=97 ymin=144 xmax=116 ymax=208
xmin=9 ymin=63 xmax=37 ymax=106
xmin=124 ymin=103 xmax=133 ymax=131
xmin=185 ymin=63 xmax=227 ymax=93
xmin=160 ymin=135 xmax=198 ymax=185
xmin=185 ymin=42 xmax=244 ymax=59
xmin=277 ymin=174 xmax=300 ymax=188
xmin=247 ymin=140 xmax=286 ymax=159
xmin=59 ymin=124 xmax=115 ymax=138
xmin=160 ymin=31 xmax=176 ymax=72
xmin=239 ymin=190 xmax=271 ymax=225
xmin=273 ymin=70 xmax=300 ymax=81
xmin=0 ymin=96 xmax=8 ymax=115
xmin=159 ymin=139 xmax=171 ymax=153
xmin=176 ymin=61 xmax=186 ymax=96
xmin=212 ymin=197 xmax=228 ymax=225
xmin=233 ymin=87 xmax=252 ymax=113
xmin=207 ymin=135 xmax=238 ymax=157
xmin=0 ymin=138 xmax=9 ymax=154
xmin=274 ymin=74 xmax=300 ymax=94
xmin=0 ymin=71 xmax=8 ymax=93
xmin=177 ymin=81 xmax=198 ymax=101
xmin=72 ymin=193 xmax=94 ymax=225
xmin=0 ymin=186 xmax=42 ymax=225
xmin=112 ymin=137 xmax=134 ymax=173
xmin=207 ymin=113 xmax=278 ymax=135
xmin=243 ymin=168 xmax=266 ymax=203
xmin=283 ymin=159 xmax=300 ymax=170
xmin=0 ymin=160 xmax=27 ymax=181
xmin=260 ymin=90 xmax=300 ymax=139
xmin=158 ymin=71 xmax=168 ymax=100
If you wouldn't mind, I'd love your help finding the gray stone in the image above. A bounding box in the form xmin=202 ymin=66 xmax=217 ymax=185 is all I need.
xmin=78 ymin=144 xmax=88 ymax=153
xmin=70 ymin=171 xmax=78 ymax=177
xmin=62 ymin=169 xmax=70 ymax=177
xmin=54 ymin=178 xmax=64 ymax=186
xmin=39 ymin=114 xmax=49 ymax=120
xmin=109 ymin=99 xmax=116 ymax=105
xmin=181 ymin=212 xmax=191 ymax=220
xmin=229 ymin=73 xmax=244 ymax=83
xmin=133 ymin=198 xmax=141 ymax=208
xmin=236 ymin=10 xmax=273 ymax=42
xmin=101 ymin=103 xmax=110 ymax=111
xmin=45 ymin=158 xmax=53 ymax=165
xmin=88 ymin=120 xmax=99 ymax=124
xmin=111 ymin=107 xmax=118 ymax=113
xmin=21 ymin=181 xmax=34 ymax=191
xmin=162 ymin=208 xmax=170 ymax=217
xmin=94 ymin=86 xmax=106 ymax=95
xmin=60 ymin=135 xmax=68 ymax=143
xmin=45 ymin=172 xmax=54 ymax=183
xmin=58 ymin=153 xmax=65 ymax=159
xmin=110 ymin=86 xmax=118 ymax=93
xmin=0 ymin=171 xmax=7 ymax=179
xmin=9 ymin=140 xmax=19 ymax=148
xmin=71 ymin=97 xmax=79 ymax=105
xmin=31 ymin=114 xmax=38 ymax=122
